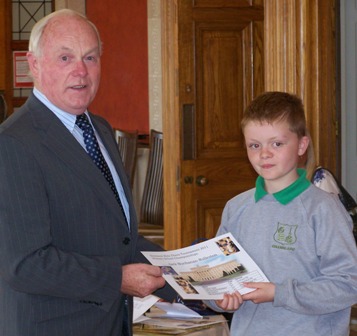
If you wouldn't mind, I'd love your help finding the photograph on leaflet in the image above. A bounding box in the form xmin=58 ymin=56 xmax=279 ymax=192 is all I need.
xmin=142 ymin=233 xmax=269 ymax=300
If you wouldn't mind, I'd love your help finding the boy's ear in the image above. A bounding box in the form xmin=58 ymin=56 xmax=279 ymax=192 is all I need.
xmin=298 ymin=135 xmax=310 ymax=156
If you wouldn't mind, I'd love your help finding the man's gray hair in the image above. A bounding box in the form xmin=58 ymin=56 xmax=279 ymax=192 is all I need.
xmin=28 ymin=9 xmax=103 ymax=57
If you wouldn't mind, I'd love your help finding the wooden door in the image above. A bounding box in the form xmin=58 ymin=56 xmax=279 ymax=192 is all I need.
xmin=177 ymin=0 xmax=264 ymax=247
xmin=162 ymin=0 xmax=338 ymax=250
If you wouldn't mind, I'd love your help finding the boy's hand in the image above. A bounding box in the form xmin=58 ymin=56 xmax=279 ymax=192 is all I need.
xmin=242 ymin=282 xmax=275 ymax=304
xmin=215 ymin=291 xmax=243 ymax=311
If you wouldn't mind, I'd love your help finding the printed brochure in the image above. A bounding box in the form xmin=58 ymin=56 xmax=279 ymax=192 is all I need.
xmin=142 ymin=233 xmax=269 ymax=300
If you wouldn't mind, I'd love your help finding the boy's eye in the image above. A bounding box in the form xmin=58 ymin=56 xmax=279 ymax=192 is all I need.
xmin=273 ymin=142 xmax=283 ymax=148
xmin=248 ymin=143 xmax=259 ymax=149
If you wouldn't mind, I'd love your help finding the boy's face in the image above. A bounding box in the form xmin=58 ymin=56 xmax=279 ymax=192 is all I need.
xmin=243 ymin=120 xmax=309 ymax=193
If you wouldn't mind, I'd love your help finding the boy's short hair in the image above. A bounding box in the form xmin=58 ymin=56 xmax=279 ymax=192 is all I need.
xmin=241 ymin=91 xmax=307 ymax=138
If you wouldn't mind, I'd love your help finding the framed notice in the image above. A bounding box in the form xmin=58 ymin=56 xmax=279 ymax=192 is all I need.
xmin=13 ymin=51 xmax=33 ymax=88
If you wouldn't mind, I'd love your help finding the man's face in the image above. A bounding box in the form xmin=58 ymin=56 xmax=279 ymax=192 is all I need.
xmin=27 ymin=16 xmax=101 ymax=115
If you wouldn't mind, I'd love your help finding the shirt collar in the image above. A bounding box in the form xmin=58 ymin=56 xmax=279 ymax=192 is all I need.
xmin=255 ymin=168 xmax=311 ymax=205
xmin=33 ymin=88 xmax=89 ymax=133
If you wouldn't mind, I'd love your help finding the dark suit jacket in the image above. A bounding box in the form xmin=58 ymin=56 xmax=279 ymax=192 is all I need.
xmin=0 ymin=93 xmax=175 ymax=336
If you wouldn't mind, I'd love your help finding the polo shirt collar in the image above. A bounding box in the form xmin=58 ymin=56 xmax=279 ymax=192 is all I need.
xmin=255 ymin=168 xmax=311 ymax=205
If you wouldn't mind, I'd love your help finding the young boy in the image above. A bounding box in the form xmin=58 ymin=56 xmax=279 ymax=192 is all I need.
xmin=206 ymin=92 xmax=357 ymax=335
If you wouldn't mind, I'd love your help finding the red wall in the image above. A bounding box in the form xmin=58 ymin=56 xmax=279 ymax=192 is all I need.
xmin=86 ymin=0 xmax=149 ymax=134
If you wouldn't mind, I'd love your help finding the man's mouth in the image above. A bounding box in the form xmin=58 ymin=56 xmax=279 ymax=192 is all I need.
xmin=71 ymin=85 xmax=86 ymax=89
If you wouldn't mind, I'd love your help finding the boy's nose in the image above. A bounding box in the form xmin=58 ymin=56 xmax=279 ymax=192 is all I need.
xmin=260 ymin=147 xmax=272 ymax=158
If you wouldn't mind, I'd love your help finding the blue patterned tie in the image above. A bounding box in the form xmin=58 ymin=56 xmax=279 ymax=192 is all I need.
xmin=76 ymin=114 xmax=128 ymax=224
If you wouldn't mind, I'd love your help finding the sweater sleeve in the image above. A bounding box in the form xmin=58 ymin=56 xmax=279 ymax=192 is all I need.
xmin=274 ymin=195 xmax=357 ymax=314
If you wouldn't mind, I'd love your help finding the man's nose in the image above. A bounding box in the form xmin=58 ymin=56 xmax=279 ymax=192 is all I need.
xmin=74 ymin=60 xmax=88 ymax=76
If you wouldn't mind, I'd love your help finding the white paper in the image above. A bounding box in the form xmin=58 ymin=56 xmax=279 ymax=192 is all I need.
xmin=133 ymin=295 xmax=160 ymax=322
xmin=142 ymin=233 xmax=269 ymax=300
xmin=154 ymin=302 xmax=202 ymax=319
xmin=137 ymin=315 xmax=226 ymax=330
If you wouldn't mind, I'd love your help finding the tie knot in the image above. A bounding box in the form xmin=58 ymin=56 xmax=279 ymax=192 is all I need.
xmin=76 ymin=114 xmax=91 ymax=132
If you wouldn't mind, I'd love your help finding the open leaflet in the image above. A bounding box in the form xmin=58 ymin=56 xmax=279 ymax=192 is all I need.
xmin=142 ymin=232 xmax=269 ymax=300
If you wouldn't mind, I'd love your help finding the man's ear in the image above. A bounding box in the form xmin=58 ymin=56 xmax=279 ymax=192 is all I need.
xmin=26 ymin=51 xmax=39 ymax=79
xmin=298 ymin=135 xmax=310 ymax=156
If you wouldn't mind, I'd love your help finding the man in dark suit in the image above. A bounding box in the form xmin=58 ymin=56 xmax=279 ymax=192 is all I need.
xmin=0 ymin=9 xmax=175 ymax=336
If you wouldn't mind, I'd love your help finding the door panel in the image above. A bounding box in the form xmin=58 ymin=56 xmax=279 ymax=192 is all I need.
xmin=198 ymin=24 xmax=245 ymax=158
xmin=196 ymin=199 xmax=227 ymax=241
xmin=197 ymin=21 xmax=264 ymax=159
xmin=179 ymin=0 xmax=264 ymax=247
xmin=193 ymin=0 xmax=254 ymax=8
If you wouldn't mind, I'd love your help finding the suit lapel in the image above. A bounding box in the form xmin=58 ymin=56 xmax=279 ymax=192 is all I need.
xmin=27 ymin=95 xmax=129 ymax=228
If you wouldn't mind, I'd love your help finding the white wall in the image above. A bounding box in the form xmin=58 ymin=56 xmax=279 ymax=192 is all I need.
xmin=132 ymin=0 xmax=163 ymax=218
xmin=147 ymin=0 xmax=163 ymax=132
xmin=55 ymin=0 xmax=85 ymax=13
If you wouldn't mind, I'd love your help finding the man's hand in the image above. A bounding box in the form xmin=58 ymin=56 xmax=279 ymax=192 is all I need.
xmin=121 ymin=263 xmax=165 ymax=297
xmin=215 ymin=291 xmax=243 ymax=311
xmin=241 ymin=282 xmax=275 ymax=304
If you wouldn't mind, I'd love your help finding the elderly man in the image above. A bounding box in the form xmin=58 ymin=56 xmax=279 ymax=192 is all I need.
xmin=0 ymin=9 xmax=174 ymax=336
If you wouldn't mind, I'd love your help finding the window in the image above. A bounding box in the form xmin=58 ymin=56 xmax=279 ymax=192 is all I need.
xmin=8 ymin=0 xmax=53 ymax=109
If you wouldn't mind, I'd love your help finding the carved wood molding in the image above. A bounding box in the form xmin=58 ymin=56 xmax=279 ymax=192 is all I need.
xmin=264 ymin=0 xmax=339 ymax=174
xmin=162 ymin=0 xmax=181 ymax=249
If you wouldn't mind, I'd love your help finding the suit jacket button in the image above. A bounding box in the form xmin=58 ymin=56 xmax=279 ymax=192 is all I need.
xmin=123 ymin=237 xmax=130 ymax=245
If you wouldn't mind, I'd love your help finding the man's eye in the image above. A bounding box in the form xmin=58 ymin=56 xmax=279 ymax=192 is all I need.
xmin=61 ymin=56 xmax=69 ymax=61
xmin=86 ymin=56 xmax=97 ymax=62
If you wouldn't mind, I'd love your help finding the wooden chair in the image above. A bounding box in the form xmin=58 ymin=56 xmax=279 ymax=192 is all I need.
xmin=311 ymin=166 xmax=357 ymax=243
xmin=351 ymin=305 xmax=357 ymax=335
xmin=138 ymin=130 xmax=164 ymax=247
xmin=0 ymin=94 xmax=7 ymax=123
xmin=115 ymin=129 xmax=138 ymax=187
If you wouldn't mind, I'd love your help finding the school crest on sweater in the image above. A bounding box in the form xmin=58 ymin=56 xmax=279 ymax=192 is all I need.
xmin=273 ymin=222 xmax=298 ymax=245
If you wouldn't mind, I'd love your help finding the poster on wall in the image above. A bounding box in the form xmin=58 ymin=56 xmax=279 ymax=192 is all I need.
xmin=13 ymin=51 xmax=33 ymax=88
